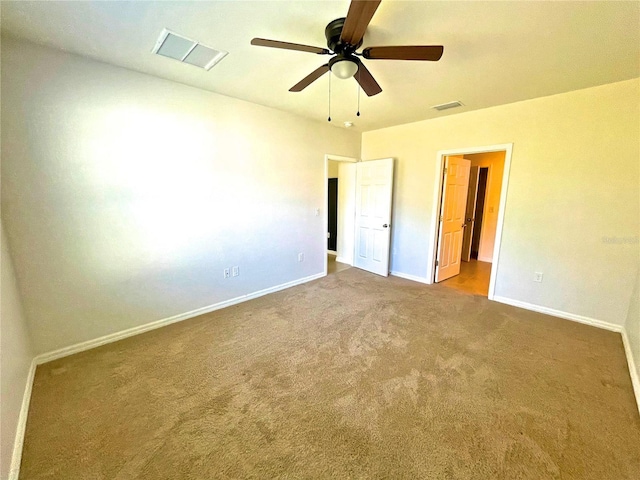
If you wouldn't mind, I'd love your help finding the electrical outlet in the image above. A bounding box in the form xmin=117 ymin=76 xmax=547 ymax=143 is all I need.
xmin=223 ymin=268 xmax=230 ymax=279
xmin=298 ymin=253 xmax=304 ymax=262
xmin=232 ymin=266 xmax=239 ymax=277
xmin=534 ymin=272 xmax=543 ymax=282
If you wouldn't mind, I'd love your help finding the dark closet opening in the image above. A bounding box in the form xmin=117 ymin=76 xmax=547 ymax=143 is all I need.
xmin=471 ymin=168 xmax=488 ymax=259
xmin=328 ymin=178 xmax=338 ymax=251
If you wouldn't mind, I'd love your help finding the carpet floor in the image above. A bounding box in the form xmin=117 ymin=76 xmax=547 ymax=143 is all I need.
xmin=20 ymin=268 xmax=640 ymax=479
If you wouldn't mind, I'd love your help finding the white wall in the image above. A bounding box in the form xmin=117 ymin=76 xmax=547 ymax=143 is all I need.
xmin=1 ymin=37 xmax=360 ymax=354
xmin=0 ymin=222 xmax=34 ymax=480
xmin=362 ymin=78 xmax=639 ymax=327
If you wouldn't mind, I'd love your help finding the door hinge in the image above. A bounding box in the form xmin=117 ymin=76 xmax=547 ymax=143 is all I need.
xmin=435 ymin=260 xmax=439 ymax=266
xmin=443 ymin=167 xmax=448 ymax=174
xmin=440 ymin=215 xmax=443 ymax=222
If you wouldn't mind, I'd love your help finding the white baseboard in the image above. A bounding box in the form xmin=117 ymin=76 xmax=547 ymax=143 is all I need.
xmin=335 ymin=256 xmax=352 ymax=265
xmin=327 ymin=250 xmax=337 ymax=256
xmin=477 ymin=255 xmax=493 ymax=263
xmin=35 ymin=272 xmax=325 ymax=365
xmin=493 ymin=295 xmax=639 ymax=415
xmin=390 ymin=271 xmax=431 ymax=285
xmin=11 ymin=276 xmax=639 ymax=480
xmin=621 ymin=329 xmax=640 ymax=415
xmin=492 ymin=296 xmax=623 ymax=332
xmin=9 ymin=358 xmax=37 ymax=480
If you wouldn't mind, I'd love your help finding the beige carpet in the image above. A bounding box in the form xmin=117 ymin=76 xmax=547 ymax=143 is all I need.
xmin=21 ymin=268 xmax=640 ymax=479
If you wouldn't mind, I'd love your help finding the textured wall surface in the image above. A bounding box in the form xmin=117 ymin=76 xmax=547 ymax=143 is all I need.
xmin=1 ymin=38 xmax=360 ymax=353
xmin=362 ymin=79 xmax=640 ymax=326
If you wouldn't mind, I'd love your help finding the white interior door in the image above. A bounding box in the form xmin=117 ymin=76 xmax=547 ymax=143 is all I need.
xmin=354 ymin=158 xmax=394 ymax=276
xmin=461 ymin=165 xmax=479 ymax=262
xmin=436 ymin=156 xmax=471 ymax=282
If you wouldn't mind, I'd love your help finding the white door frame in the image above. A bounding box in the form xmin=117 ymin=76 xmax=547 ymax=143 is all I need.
xmin=427 ymin=143 xmax=513 ymax=300
xmin=323 ymin=154 xmax=358 ymax=276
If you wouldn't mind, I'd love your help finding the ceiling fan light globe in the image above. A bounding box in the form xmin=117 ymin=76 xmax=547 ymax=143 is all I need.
xmin=331 ymin=59 xmax=358 ymax=79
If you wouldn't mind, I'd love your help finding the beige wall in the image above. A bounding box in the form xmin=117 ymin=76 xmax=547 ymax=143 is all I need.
xmin=464 ymin=151 xmax=505 ymax=262
xmin=327 ymin=160 xmax=340 ymax=179
xmin=1 ymin=38 xmax=360 ymax=354
xmin=1 ymin=223 xmax=34 ymax=479
xmin=362 ymin=78 xmax=639 ymax=327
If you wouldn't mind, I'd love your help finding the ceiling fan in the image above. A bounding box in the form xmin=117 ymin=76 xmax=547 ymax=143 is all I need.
xmin=250 ymin=0 xmax=443 ymax=97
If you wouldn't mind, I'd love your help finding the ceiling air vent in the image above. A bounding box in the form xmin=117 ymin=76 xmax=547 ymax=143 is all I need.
xmin=431 ymin=101 xmax=464 ymax=111
xmin=152 ymin=29 xmax=228 ymax=70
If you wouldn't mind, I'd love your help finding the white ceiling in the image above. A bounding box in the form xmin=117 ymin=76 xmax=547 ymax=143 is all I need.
xmin=2 ymin=1 xmax=639 ymax=132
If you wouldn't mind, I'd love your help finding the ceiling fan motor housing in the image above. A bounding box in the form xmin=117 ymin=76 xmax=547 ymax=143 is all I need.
xmin=325 ymin=18 xmax=362 ymax=54
xmin=251 ymin=1 xmax=441 ymax=97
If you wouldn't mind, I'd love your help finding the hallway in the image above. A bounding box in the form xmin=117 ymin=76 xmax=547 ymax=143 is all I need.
xmin=440 ymin=260 xmax=491 ymax=296
xmin=328 ymin=254 xmax=351 ymax=275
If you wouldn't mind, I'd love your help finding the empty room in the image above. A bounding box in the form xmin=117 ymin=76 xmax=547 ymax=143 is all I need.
xmin=1 ymin=1 xmax=639 ymax=479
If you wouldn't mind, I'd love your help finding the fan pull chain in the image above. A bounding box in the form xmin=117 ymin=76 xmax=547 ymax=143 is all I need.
xmin=357 ymin=67 xmax=361 ymax=117
xmin=327 ymin=72 xmax=332 ymax=122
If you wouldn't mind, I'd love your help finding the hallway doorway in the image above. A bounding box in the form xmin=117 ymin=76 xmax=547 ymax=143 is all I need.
xmin=323 ymin=154 xmax=357 ymax=276
xmin=429 ymin=144 xmax=513 ymax=299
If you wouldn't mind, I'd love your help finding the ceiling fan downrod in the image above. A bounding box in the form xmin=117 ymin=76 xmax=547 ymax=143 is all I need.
xmin=357 ymin=68 xmax=361 ymax=117
xmin=328 ymin=71 xmax=332 ymax=122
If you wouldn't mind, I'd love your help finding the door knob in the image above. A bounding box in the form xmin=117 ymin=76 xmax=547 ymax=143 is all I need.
xmin=382 ymin=224 xmax=389 ymax=228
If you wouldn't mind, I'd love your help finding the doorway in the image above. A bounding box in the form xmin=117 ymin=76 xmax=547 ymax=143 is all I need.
xmin=328 ymin=178 xmax=338 ymax=253
xmin=429 ymin=144 xmax=512 ymax=299
xmin=324 ymin=155 xmax=357 ymax=276
xmin=465 ymin=167 xmax=489 ymax=261
xmin=323 ymin=156 xmax=395 ymax=277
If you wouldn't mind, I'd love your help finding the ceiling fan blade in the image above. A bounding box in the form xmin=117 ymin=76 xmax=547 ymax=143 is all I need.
xmin=354 ymin=61 xmax=382 ymax=97
xmin=251 ymin=38 xmax=330 ymax=55
xmin=340 ymin=0 xmax=381 ymax=46
xmin=362 ymin=45 xmax=444 ymax=61
xmin=289 ymin=64 xmax=330 ymax=92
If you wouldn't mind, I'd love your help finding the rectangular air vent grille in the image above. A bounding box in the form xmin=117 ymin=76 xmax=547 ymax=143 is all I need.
xmin=432 ymin=101 xmax=464 ymax=111
xmin=152 ymin=29 xmax=227 ymax=70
